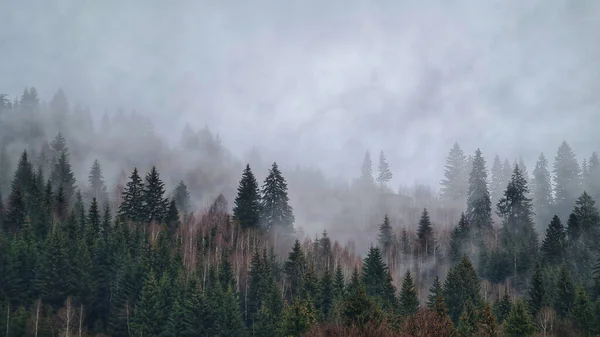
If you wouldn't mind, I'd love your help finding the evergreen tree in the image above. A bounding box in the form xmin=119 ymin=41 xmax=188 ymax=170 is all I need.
xmin=528 ymin=264 xmax=546 ymax=316
xmin=493 ymin=291 xmax=512 ymax=324
xmin=554 ymin=264 xmax=575 ymax=317
xmin=541 ymin=215 xmax=566 ymax=265
xmin=532 ymin=153 xmax=554 ymax=231
xmin=86 ymin=198 xmax=101 ymax=246
xmin=319 ymin=268 xmax=334 ymax=320
xmin=571 ymin=191 xmax=600 ymax=247
xmin=88 ymin=159 xmax=108 ymax=205
xmin=457 ymin=301 xmax=479 ymax=337
xmin=448 ymin=213 xmax=470 ymax=265
xmin=588 ymin=152 xmax=600 ymax=202
xmin=376 ymin=150 xmax=393 ymax=187
xmin=571 ymin=285 xmax=593 ymax=335
xmin=440 ymin=142 xmax=469 ymax=208
xmin=478 ymin=302 xmax=500 ymax=337
xmin=497 ymin=165 xmax=539 ymax=283
xmin=503 ymin=299 xmax=535 ymax=337
xmin=333 ymin=264 xmax=345 ymax=299
xmin=377 ymin=214 xmax=394 ymax=255
xmin=165 ymin=200 xmax=180 ymax=237
xmin=50 ymin=150 xmax=76 ymax=204
xmin=490 ymin=155 xmax=505 ymax=209
xmin=443 ymin=255 xmax=482 ymax=323
xmin=261 ymin=162 xmax=294 ymax=233
xmin=278 ymin=297 xmax=317 ymax=336
xmin=4 ymin=186 xmax=27 ymax=234
xmin=233 ymin=164 xmax=262 ymax=230
xmin=400 ymin=228 xmax=412 ymax=257
xmin=284 ymin=240 xmax=306 ymax=300
xmin=359 ymin=150 xmax=375 ymax=188
xmin=143 ymin=166 xmax=169 ymax=224
xmin=119 ymin=168 xmax=145 ymax=223
xmin=427 ymin=276 xmax=443 ymax=309
xmin=132 ymin=270 xmax=164 ymax=337
xmin=172 ymin=180 xmax=190 ymax=216
xmin=362 ymin=246 xmax=396 ymax=310
xmin=553 ymin=141 xmax=581 ymax=221
xmin=466 ymin=149 xmax=493 ymax=232
xmin=11 ymin=151 xmax=34 ymax=199
xmin=399 ymin=270 xmax=419 ymax=316
xmin=417 ymin=208 xmax=435 ymax=257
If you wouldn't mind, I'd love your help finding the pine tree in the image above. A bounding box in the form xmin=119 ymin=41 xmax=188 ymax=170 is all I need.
xmin=478 ymin=302 xmax=500 ymax=337
xmin=50 ymin=149 xmax=76 ymax=204
xmin=319 ymin=268 xmax=334 ymax=320
xmin=333 ymin=264 xmax=345 ymax=300
xmin=359 ymin=150 xmax=375 ymax=188
xmin=12 ymin=151 xmax=34 ymax=199
xmin=466 ymin=149 xmax=493 ymax=232
xmin=443 ymin=255 xmax=482 ymax=323
xmin=503 ymin=299 xmax=535 ymax=337
xmin=571 ymin=285 xmax=593 ymax=335
xmin=362 ymin=246 xmax=396 ymax=310
xmin=118 ymin=168 xmax=145 ymax=223
xmin=493 ymin=291 xmax=512 ymax=324
xmin=427 ymin=276 xmax=443 ymax=309
xmin=532 ymin=153 xmax=554 ymax=231
xmin=284 ymin=240 xmax=306 ymax=300
xmin=528 ymin=264 xmax=546 ymax=316
xmin=588 ymin=152 xmax=600 ymax=202
xmin=457 ymin=301 xmax=479 ymax=337
xmin=497 ymin=165 xmax=539 ymax=282
xmin=261 ymin=162 xmax=294 ymax=233
xmin=173 ymin=180 xmax=190 ymax=216
xmin=233 ymin=164 xmax=262 ymax=230
xmin=143 ymin=166 xmax=169 ymax=224
xmin=554 ymin=264 xmax=574 ymax=317
xmin=377 ymin=214 xmax=394 ymax=255
xmin=376 ymin=150 xmax=393 ymax=187
xmin=449 ymin=213 xmax=470 ymax=264
xmin=132 ymin=270 xmax=164 ymax=337
xmin=88 ymin=159 xmax=108 ymax=205
xmin=86 ymin=198 xmax=101 ymax=246
xmin=440 ymin=142 xmax=469 ymax=208
xmin=571 ymin=192 xmax=600 ymax=247
xmin=541 ymin=215 xmax=566 ymax=265
xmin=553 ymin=141 xmax=581 ymax=221
xmin=399 ymin=270 xmax=419 ymax=316
xmin=490 ymin=155 xmax=505 ymax=209
xmin=165 ymin=200 xmax=180 ymax=237
xmin=4 ymin=186 xmax=27 ymax=234
xmin=417 ymin=208 xmax=434 ymax=257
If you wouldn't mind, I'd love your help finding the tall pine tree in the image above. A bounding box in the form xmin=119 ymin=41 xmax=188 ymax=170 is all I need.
xmin=440 ymin=142 xmax=469 ymax=209
xmin=142 ymin=166 xmax=169 ymax=224
xmin=261 ymin=162 xmax=294 ymax=233
xmin=233 ymin=164 xmax=262 ymax=230
xmin=466 ymin=149 xmax=492 ymax=232
xmin=553 ymin=141 xmax=581 ymax=221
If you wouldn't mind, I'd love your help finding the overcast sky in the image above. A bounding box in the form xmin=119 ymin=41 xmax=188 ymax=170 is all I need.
xmin=1 ymin=0 xmax=599 ymax=187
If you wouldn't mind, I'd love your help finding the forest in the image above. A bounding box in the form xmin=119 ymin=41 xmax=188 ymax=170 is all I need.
xmin=1 ymin=87 xmax=600 ymax=337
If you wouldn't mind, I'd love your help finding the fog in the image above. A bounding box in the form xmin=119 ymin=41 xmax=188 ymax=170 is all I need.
xmin=2 ymin=0 xmax=600 ymax=242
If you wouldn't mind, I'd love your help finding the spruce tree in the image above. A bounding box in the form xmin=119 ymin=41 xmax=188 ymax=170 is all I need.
xmin=457 ymin=301 xmax=479 ymax=337
xmin=541 ymin=215 xmax=566 ymax=265
xmin=398 ymin=270 xmax=419 ymax=316
xmin=261 ymin=162 xmax=294 ymax=233
xmin=376 ymin=150 xmax=393 ymax=187
xmin=173 ymin=180 xmax=190 ymax=216
xmin=233 ymin=164 xmax=262 ymax=230
xmin=284 ymin=240 xmax=306 ymax=300
xmin=118 ymin=168 xmax=144 ymax=223
xmin=528 ymin=264 xmax=546 ymax=316
xmin=532 ymin=153 xmax=554 ymax=231
xmin=490 ymin=155 xmax=505 ymax=209
xmin=417 ymin=208 xmax=434 ymax=257
xmin=449 ymin=213 xmax=470 ymax=265
xmin=571 ymin=285 xmax=593 ymax=335
xmin=478 ymin=302 xmax=500 ymax=337
xmin=377 ymin=214 xmax=394 ymax=255
xmin=493 ymin=291 xmax=512 ymax=324
xmin=440 ymin=142 xmax=469 ymax=208
xmin=4 ymin=186 xmax=26 ymax=234
xmin=503 ymin=299 xmax=535 ymax=337
xmin=142 ymin=166 xmax=169 ymax=224
xmin=88 ymin=159 xmax=108 ymax=205
xmin=553 ymin=141 xmax=581 ymax=221
xmin=359 ymin=150 xmax=375 ymax=188
xmin=443 ymin=255 xmax=482 ymax=323
xmin=132 ymin=270 xmax=164 ymax=337
xmin=427 ymin=276 xmax=443 ymax=309
xmin=362 ymin=246 xmax=396 ymax=310
xmin=571 ymin=192 xmax=600 ymax=247
xmin=86 ymin=198 xmax=101 ymax=246
xmin=50 ymin=150 xmax=76 ymax=204
xmin=466 ymin=149 xmax=492 ymax=232
xmin=554 ymin=264 xmax=575 ymax=317
xmin=12 ymin=151 xmax=34 ymax=199
xmin=319 ymin=268 xmax=334 ymax=320
xmin=333 ymin=264 xmax=345 ymax=299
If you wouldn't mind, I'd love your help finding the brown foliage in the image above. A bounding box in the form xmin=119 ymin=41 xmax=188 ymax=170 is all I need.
xmin=303 ymin=320 xmax=397 ymax=337
xmin=402 ymin=308 xmax=456 ymax=337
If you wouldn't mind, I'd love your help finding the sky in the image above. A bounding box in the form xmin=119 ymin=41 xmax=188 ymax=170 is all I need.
xmin=1 ymin=0 xmax=600 ymax=188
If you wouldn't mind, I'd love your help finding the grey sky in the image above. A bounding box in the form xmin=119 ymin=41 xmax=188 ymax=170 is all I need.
xmin=1 ymin=0 xmax=599 ymax=187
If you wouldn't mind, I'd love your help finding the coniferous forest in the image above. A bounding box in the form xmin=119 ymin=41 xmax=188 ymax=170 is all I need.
xmin=2 ymin=89 xmax=600 ymax=337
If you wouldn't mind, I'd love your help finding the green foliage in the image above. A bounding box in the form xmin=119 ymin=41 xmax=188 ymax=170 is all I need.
xmin=143 ymin=166 xmax=169 ymax=224
xmin=466 ymin=148 xmax=492 ymax=232
xmin=233 ymin=164 xmax=262 ymax=230
xmin=173 ymin=180 xmax=190 ymax=216
xmin=503 ymin=299 xmax=535 ymax=337
xmin=362 ymin=246 xmax=396 ymax=310
xmin=377 ymin=214 xmax=394 ymax=255
xmin=570 ymin=285 xmax=593 ymax=335
xmin=284 ymin=240 xmax=306 ymax=301
xmin=440 ymin=142 xmax=469 ymax=207
xmin=528 ymin=264 xmax=546 ymax=317
xmin=541 ymin=215 xmax=566 ymax=265
xmin=553 ymin=141 xmax=582 ymax=221
xmin=427 ymin=276 xmax=443 ymax=309
xmin=278 ymin=297 xmax=317 ymax=337
xmin=118 ymin=167 xmax=145 ymax=223
xmin=398 ymin=270 xmax=419 ymax=316
xmin=554 ymin=264 xmax=575 ymax=317
xmin=261 ymin=162 xmax=294 ymax=233
xmin=443 ymin=255 xmax=482 ymax=323
xmin=457 ymin=301 xmax=479 ymax=337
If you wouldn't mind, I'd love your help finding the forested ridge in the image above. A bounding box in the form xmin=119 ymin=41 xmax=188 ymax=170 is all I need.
xmin=1 ymin=88 xmax=600 ymax=336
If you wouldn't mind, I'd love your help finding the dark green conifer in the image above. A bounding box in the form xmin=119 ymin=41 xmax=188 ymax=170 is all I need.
xmin=398 ymin=270 xmax=419 ymax=316
xmin=427 ymin=276 xmax=443 ymax=309
xmin=457 ymin=301 xmax=479 ymax=337
xmin=233 ymin=164 xmax=262 ymax=230
xmin=118 ymin=168 xmax=145 ymax=223
xmin=261 ymin=162 xmax=294 ymax=233
xmin=503 ymin=299 xmax=535 ymax=337
xmin=553 ymin=141 xmax=581 ymax=221
xmin=377 ymin=213 xmax=394 ymax=255
xmin=554 ymin=264 xmax=575 ymax=318
xmin=320 ymin=268 xmax=334 ymax=320
xmin=417 ymin=208 xmax=435 ymax=257
xmin=362 ymin=246 xmax=396 ymax=310
xmin=466 ymin=149 xmax=493 ymax=232
xmin=284 ymin=240 xmax=306 ymax=300
xmin=493 ymin=291 xmax=512 ymax=324
xmin=50 ymin=150 xmax=76 ymax=204
xmin=333 ymin=264 xmax=345 ymax=299
xmin=570 ymin=285 xmax=593 ymax=335
xmin=541 ymin=215 xmax=566 ymax=265
xmin=443 ymin=255 xmax=483 ymax=323
xmin=528 ymin=264 xmax=546 ymax=316
xmin=173 ymin=180 xmax=190 ymax=216
xmin=143 ymin=166 xmax=169 ymax=224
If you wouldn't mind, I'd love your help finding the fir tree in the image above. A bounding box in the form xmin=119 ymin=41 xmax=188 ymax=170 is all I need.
xmin=319 ymin=268 xmax=334 ymax=320
xmin=132 ymin=270 xmax=164 ymax=337
xmin=541 ymin=215 xmax=566 ymax=265
xmin=427 ymin=276 xmax=443 ymax=309
xmin=554 ymin=264 xmax=575 ymax=317
xmin=165 ymin=200 xmax=180 ymax=237
xmin=377 ymin=214 xmax=394 ymax=255
xmin=466 ymin=149 xmax=493 ymax=232
xmin=571 ymin=191 xmax=600 ymax=247
xmin=478 ymin=302 xmax=500 ymax=337
xmin=443 ymin=255 xmax=482 ymax=323
xmin=493 ymin=291 xmax=512 ymax=324
xmin=362 ymin=246 xmax=396 ymax=310
xmin=50 ymin=150 xmax=76 ymax=204
xmin=4 ymin=186 xmax=26 ymax=234
xmin=261 ymin=162 xmax=294 ymax=233
xmin=86 ymin=198 xmax=101 ymax=246
xmin=528 ymin=264 xmax=546 ymax=317
xmin=399 ymin=270 xmax=419 ymax=316
xmin=400 ymin=228 xmax=411 ymax=256
xmin=333 ymin=264 xmax=345 ymax=299
xmin=284 ymin=240 xmax=306 ymax=300
xmin=88 ymin=159 xmax=108 ymax=205
xmin=172 ymin=180 xmax=190 ymax=216
xmin=449 ymin=213 xmax=470 ymax=264
xmin=118 ymin=168 xmax=145 ymax=223
xmin=503 ymin=299 xmax=535 ymax=337
xmin=376 ymin=150 xmax=393 ymax=187
xmin=440 ymin=142 xmax=469 ymax=208
xmin=571 ymin=285 xmax=593 ymax=335
xmin=233 ymin=164 xmax=262 ymax=230
xmin=359 ymin=150 xmax=375 ymax=188
xmin=417 ymin=208 xmax=434 ymax=257
xmin=553 ymin=141 xmax=581 ymax=221
xmin=143 ymin=166 xmax=169 ymax=224
xmin=532 ymin=153 xmax=554 ymax=231
xmin=457 ymin=301 xmax=479 ymax=337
